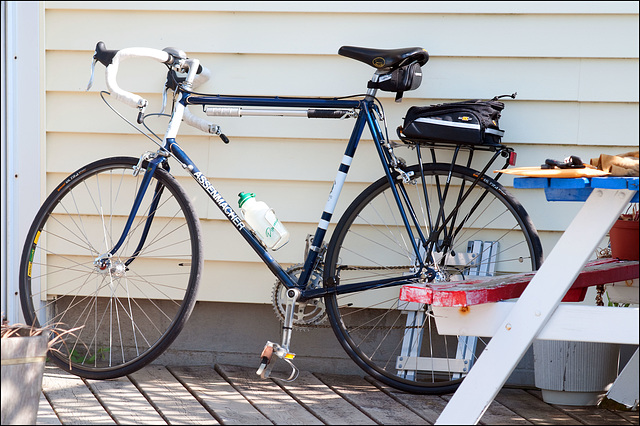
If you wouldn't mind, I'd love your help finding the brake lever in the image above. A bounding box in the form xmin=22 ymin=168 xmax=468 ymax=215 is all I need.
xmin=136 ymin=100 xmax=148 ymax=124
xmin=160 ymin=86 xmax=168 ymax=114
xmin=86 ymin=59 xmax=97 ymax=91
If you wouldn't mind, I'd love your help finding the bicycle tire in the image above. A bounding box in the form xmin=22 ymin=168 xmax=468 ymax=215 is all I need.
xmin=324 ymin=162 xmax=543 ymax=394
xmin=19 ymin=157 xmax=202 ymax=379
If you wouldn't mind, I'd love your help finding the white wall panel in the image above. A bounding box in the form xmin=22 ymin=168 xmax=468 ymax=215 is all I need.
xmin=45 ymin=8 xmax=638 ymax=58
xmin=46 ymin=1 xmax=638 ymax=14
xmin=41 ymin=2 xmax=639 ymax=303
xmin=43 ymin=1 xmax=639 ymax=14
xmin=46 ymin=52 xmax=640 ymax=102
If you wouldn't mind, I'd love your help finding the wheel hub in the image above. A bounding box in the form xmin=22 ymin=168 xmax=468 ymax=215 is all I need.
xmin=94 ymin=254 xmax=127 ymax=277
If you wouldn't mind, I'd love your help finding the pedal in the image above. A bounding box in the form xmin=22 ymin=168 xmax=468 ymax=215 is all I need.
xmin=255 ymin=341 xmax=299 ymax=382
xmin=256 ymin=342 xmax=275 ymax=378
xmin=256 ymin=357 xmax=270 ymax=378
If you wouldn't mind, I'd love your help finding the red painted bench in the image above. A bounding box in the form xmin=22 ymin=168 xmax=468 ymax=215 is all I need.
xmin=399 ymin=258 xmax=639 ymax=308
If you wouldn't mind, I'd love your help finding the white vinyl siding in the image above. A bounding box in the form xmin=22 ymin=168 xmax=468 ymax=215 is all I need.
xmin=42 ymin=1 xmax=639 ymax=303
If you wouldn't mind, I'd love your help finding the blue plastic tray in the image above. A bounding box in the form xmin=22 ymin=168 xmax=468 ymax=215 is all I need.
xmin=513 ymin=176 xmax=639 ymax=202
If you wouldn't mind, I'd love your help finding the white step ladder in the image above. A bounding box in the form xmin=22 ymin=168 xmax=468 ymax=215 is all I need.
xmin=396 ymin=240 xmax=498 ymax=380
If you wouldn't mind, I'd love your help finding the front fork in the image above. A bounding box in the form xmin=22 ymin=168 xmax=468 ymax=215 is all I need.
xmin=94 ymin=153 xmax=167 ymax=272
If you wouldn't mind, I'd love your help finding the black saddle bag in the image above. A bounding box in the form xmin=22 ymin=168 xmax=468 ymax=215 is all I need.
xmin=368 ymin=63 xmax=423 ymax=101
xmin=400 ymin=99 xmax=505 ymax=145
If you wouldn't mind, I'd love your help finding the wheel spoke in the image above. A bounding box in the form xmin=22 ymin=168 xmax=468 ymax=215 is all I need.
xmin=19 ymin=158 xmax=201 ymax=379
xmin=324 ymin=162 xmax=542 ymax=394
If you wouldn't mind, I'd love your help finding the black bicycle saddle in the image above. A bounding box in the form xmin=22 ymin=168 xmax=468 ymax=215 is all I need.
xmin=338 ymin=46 xmax=429 ymax=70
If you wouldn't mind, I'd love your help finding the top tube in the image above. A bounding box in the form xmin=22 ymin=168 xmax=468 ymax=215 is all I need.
xmin=184 ymin=93 xmax=364 ymax=109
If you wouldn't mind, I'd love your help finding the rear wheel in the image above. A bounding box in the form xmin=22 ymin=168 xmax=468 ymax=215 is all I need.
xmin=324 ymin=163 xmax=542 ymax=394
xmin=19 ymin=157 xmax=202 ymax=379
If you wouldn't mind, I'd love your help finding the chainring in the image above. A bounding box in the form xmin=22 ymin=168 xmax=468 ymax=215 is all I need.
xmin=272 ymin=264 xmax=327 ymax=331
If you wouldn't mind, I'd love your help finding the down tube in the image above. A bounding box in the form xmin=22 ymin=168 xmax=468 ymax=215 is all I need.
xmin=167 ymin=139 xmax=296 ymax=287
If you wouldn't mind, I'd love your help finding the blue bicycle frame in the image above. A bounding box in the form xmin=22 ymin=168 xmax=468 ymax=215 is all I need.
xmin=118 ymin=92 xmax=432 ymax=301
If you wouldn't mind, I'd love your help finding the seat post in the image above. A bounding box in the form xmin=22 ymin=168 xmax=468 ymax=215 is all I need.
xmin=366 ymin=71 xmax=383 ymax=97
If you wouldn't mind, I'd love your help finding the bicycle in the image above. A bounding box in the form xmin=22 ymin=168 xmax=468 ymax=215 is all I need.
xmin=19 ymin=42 xmax=543 ymax=395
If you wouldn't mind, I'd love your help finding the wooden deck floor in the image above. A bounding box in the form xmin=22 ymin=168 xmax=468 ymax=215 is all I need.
xmin=37 ymin=363 xmax=638 ymax=425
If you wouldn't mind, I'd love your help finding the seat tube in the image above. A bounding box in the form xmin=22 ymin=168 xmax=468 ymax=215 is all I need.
xmin=298 ymin=110 xmax=368 ymax=287
xmin=365 ymin=105 xmax=425 ymax=267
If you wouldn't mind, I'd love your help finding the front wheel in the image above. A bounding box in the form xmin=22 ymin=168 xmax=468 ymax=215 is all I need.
xmin=19 ymin=157 xmax=202 ymax=379
xmin=324 ymin=163 xmax=542 ymax=394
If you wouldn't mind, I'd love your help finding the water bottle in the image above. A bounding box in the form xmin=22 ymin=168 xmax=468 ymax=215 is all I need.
xmin=238 ymin=192 xmax=290 ymax=250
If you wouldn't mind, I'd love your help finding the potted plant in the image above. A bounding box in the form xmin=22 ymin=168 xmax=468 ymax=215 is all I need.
xmin=609 ymin=204 xmax=639 ymax=261
xmin=598 ymin=209 xmax=639 ymax=409
xmin=1 ymin=319 xmax=82 ymax=425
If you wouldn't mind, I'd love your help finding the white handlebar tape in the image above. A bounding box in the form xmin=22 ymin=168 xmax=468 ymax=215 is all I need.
xmin=192 ymin=66 xmax=211 ymax=89
xmin=183 ymin=107 xmax=218 ymax=134
xmin=105 ymin=47 xmax=171 ymax=108
xmin=103 ymin=47 xmax=216 ymax=134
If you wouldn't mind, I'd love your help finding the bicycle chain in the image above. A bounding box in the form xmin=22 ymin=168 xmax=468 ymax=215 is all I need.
xmin=272 ymin=263 xmax=436 ymax=330
xmin=272 ymin=264 xmax=328 ymax=331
